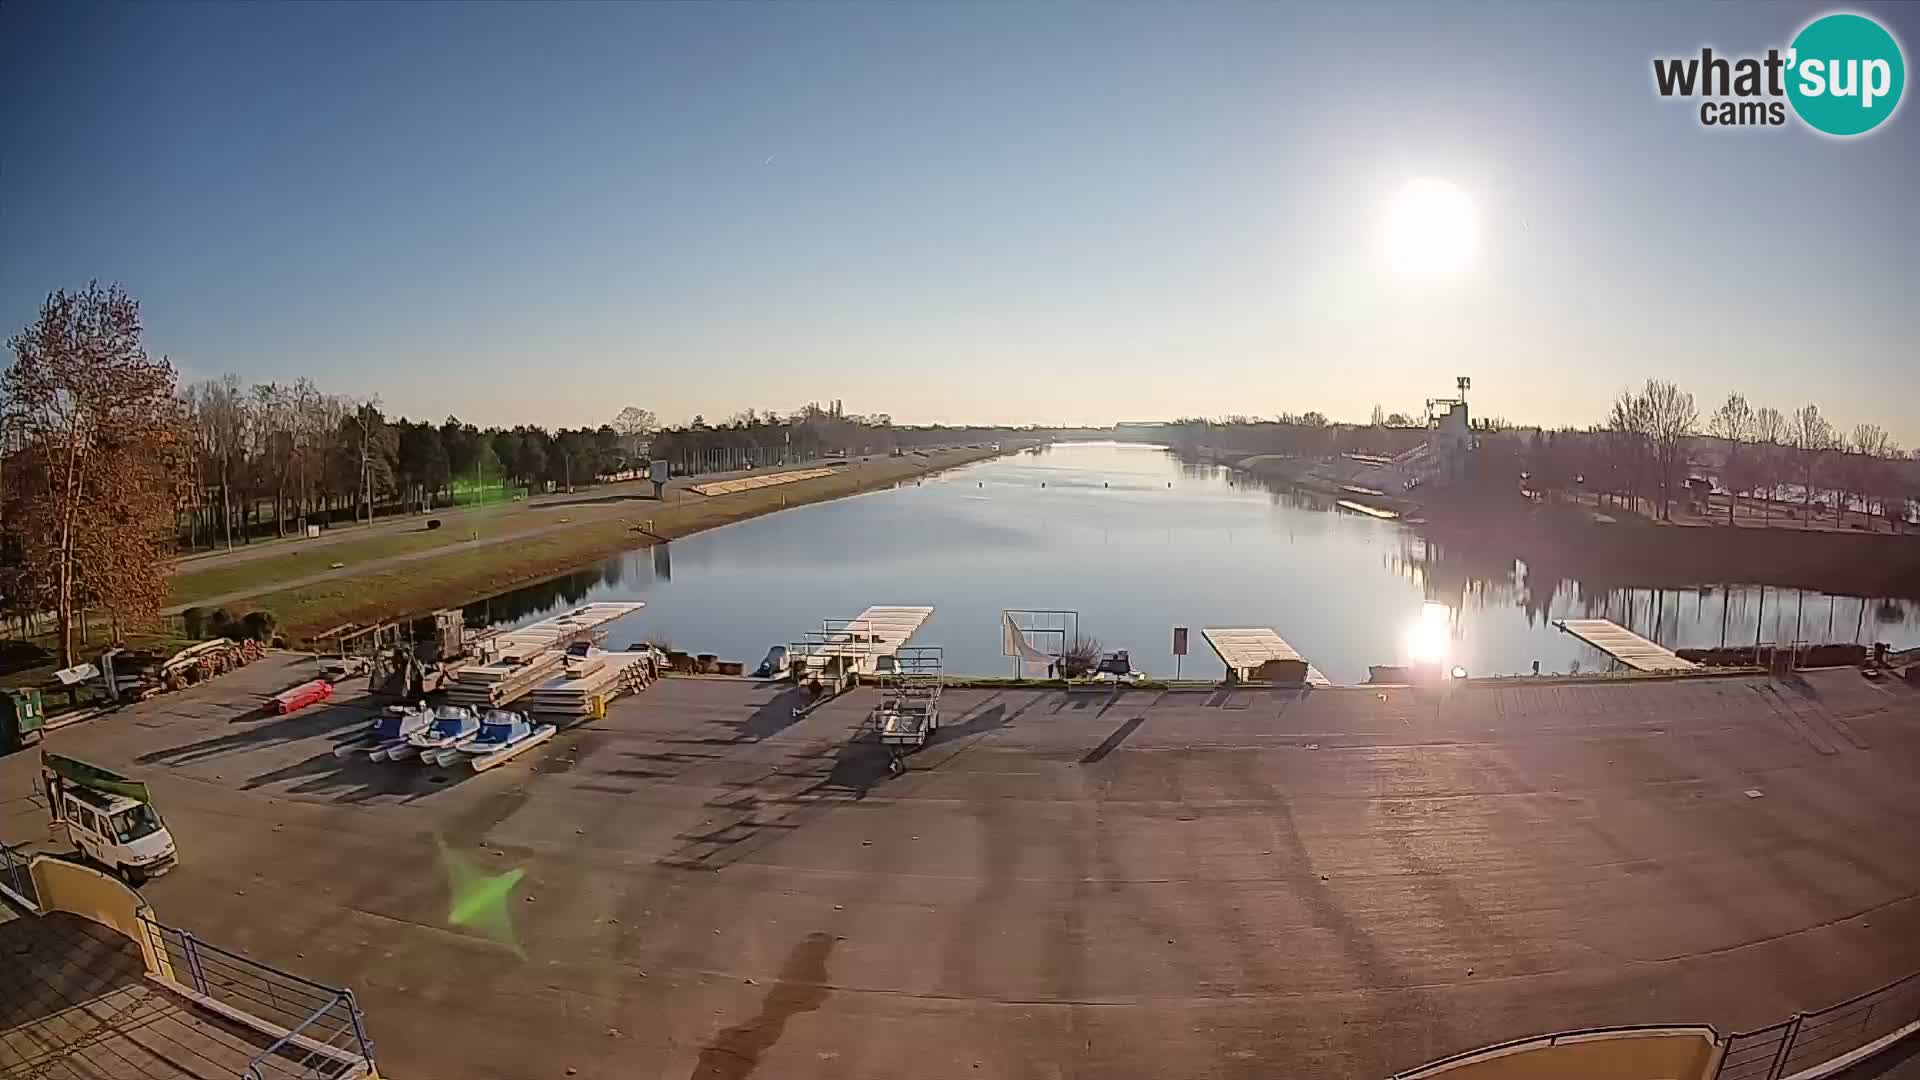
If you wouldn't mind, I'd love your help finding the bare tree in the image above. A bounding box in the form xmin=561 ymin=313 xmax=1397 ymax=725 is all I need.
xmin=611 ymin=405 xmax=657 ymax=463
xmin=189 ymin=374 xmax=251 ymax=550
xmin=1707 ymin=392 xmax=1755 ymax=524
xmin=2 ymin=283 xmax=179 ymax=666
xmin=1641 ymin=380 xmax=1697 ymax=522
xmin=1790 ymin=403 xmax=1834 ymax=519
xmin=1606 ymin=390 xmax=1652 ymax=515
xmin=1849 ymin=424 xmax=1897 ymax=530
xmin=1751 ymin=406 xmax=1786 ymax=521
xmin=1370 ymin=404 xmax=1387 ymax=427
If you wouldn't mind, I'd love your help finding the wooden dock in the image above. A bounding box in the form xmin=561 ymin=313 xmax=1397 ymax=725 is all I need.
xmin=1203 ymin=628 xmax=1314 ymax=685
xmin=1556 ymin=618 xmax=1700 ymax=673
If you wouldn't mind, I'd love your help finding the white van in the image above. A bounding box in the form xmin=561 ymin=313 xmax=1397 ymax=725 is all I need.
xmin=59 ymin=785 xmax=177 ymax=883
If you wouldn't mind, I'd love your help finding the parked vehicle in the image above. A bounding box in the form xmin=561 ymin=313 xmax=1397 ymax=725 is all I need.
xmin=40 ymin=753 xmax=177 ymax=884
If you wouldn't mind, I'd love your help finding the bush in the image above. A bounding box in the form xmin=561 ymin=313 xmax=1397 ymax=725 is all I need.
xmin=181 ymin=607 xmax=209 ymax=638
xmin=240 ymin=611 xmax=278 ymax=643
xmin=204 ymin=607 xmax=238 ymax=640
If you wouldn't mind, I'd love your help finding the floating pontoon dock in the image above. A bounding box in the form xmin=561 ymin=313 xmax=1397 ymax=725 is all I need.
xmin=792 ymin=606 xmax=935 ymax=677
xmin=482 ymin=603 xmax=645 ymax=658
xmin=1555 ymin=618 xmax=1700 ymax=673
xmin=1203 ymin=628 xmax=1329 ymax=687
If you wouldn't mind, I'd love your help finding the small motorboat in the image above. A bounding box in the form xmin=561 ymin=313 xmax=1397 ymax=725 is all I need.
xmin=451 ymin=709 xmax=557 ymax=773
xmin=335 ymin=703 xmax=432 ymax=759
xmin=396 ymin=705 xmax=483 ymax=765
xmin=753 ymin=645 xmax=789 ymax=680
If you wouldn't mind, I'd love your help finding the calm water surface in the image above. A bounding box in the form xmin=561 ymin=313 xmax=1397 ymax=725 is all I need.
xmin=471 ymin=443 xmax=1920 ymax=683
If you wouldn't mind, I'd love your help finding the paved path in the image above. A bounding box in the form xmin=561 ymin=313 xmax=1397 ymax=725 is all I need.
xmin=6 ymin=664 xmax=1920 ymax=1079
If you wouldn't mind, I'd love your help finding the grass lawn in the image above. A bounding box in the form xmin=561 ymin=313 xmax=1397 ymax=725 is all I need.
xmin=168 ymin=512 xmax=562 ymax=607
xmin=220 ymin=447 xmax=1007 ymax=643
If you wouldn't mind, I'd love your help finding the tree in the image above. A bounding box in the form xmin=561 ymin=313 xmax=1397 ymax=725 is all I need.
xmin=611 ymin=405 xmax=656 ymax=462
xmin=1605 ymin=390 xmax=1651 ymax=515
xmin=1751 ymin=406 xmax=1786 ymax=521
xmin=1708 ymin=392 xmax=1755 ymax=524
xmin=341 ymin=399 xmax=395 ymax=523
xmin=1370 ymin=404 xmax=1386 ymax=427
xmin=1640 ymin=379 xmax=1697 ymax=522
xmin=1790 ymin=403 xmax=1834 ymax=519
xmin=188 ymin=374 xmax=252 ymax=549
xmin=2 ymin=282 xmax=180 ymax=666
xmin=395 ymin=421 xmax=448 ymax=512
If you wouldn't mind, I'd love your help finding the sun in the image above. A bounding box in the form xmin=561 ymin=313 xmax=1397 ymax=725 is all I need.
xmin=1381 ymin=178 xmax=1479 ymax=279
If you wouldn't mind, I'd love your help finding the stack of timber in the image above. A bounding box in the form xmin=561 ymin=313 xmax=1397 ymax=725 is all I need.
xmin=521 ymin=651 xmax=656 ymax=720
xmin=446 ymin=650 xmax=566 ymax=710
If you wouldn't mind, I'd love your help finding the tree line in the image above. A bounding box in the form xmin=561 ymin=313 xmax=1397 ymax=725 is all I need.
xmin=178 ymin=376 xmax=661 ymax=548
xmin=1521 ymin=382 xmax=1914 ymax=528
xmin=1166 ymin=380 xmax=1918 ymax=530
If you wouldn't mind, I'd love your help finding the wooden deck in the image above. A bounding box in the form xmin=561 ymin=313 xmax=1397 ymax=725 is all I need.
xmin=1556 ymin=618 xmax=1700 ymax=673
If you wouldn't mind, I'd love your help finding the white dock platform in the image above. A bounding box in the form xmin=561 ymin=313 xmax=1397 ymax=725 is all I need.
xmin=798 ymin=606 xmax=935 ymax=673
xmin=1556 ymin=618 xmax=1699 ymax=673
xmin=1203 ymin=628 xmax=1313 ymax=685
xmin=489 ymin=603 xmax=644 ymax=657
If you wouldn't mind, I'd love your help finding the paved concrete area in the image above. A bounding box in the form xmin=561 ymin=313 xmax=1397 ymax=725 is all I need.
xmin=0 ymin=904 xmax=309 ymax=1079
xmin=4 ymin=657 xmax=1920 ymax=1079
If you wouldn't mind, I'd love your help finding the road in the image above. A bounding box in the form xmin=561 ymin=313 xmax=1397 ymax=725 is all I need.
xmin=5 ymin=663 xmax=1919 ymax=1079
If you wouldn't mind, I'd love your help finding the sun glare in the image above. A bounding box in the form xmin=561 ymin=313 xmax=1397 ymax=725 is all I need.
xmin=1382 ymin=178 xmax=1479 ymax=279
xmin=1403 ymin=602 xmax=1453 ymax=666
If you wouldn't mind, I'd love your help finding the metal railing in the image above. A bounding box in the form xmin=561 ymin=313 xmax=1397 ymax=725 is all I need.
xmin=1717 ymin=970 xmax=1920 ymax=1079
xmin=136 ymin=912 xmax=376 ymax=1079
xmin=0 ymin=840 xmax=36 ymax=908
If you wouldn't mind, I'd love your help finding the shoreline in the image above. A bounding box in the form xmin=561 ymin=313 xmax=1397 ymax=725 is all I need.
xmin=1205 ymin=450 xmax=1920 ymax=599
xmin=203 ymin=445 xmax=1021 ymax=644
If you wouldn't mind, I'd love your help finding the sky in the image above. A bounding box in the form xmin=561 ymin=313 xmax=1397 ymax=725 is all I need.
xmin=3 ymin=2 xmax=1917 ymax=438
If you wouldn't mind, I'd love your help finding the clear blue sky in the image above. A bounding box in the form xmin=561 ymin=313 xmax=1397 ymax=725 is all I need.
xmin=3 ymin=2 xmax=1915 ymax=438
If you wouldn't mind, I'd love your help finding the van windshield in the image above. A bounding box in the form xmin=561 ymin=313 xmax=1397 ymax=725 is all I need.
xmin=111 ymin=804 xmax=163 ymax=844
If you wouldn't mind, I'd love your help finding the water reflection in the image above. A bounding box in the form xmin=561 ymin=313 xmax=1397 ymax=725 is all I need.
xmin=470 ymin=443 xmax=1920 ymax=682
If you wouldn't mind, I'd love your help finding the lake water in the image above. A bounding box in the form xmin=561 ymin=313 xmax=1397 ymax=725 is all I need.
xmin=470 ymin=442 xmax=1920 ymax=683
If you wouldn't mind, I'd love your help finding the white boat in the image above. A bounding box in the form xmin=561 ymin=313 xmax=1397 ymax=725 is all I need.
xmin=452 ymin=710 xmax=557 ymax=773
xmin=395 ymin=705 xmax=483 ymax=765
xmin=335 ymin=704 xmax=431 ymax=759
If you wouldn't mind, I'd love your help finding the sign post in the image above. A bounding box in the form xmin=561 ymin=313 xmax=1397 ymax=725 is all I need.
xmin=1172 ymin=626 xmax=1188 ymax=681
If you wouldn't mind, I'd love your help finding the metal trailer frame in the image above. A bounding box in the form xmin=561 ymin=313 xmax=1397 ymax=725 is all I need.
xmin=867 ymin=646 xmax=944 ymax=773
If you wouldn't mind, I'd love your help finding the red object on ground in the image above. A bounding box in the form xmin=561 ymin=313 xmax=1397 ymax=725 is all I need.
xmin=271 ymin=679 xmax=334 ymax=714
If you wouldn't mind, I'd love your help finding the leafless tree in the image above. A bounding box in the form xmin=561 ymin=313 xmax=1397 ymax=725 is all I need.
xmin=1640 ymin=380 xmax=1697 ymax=522
xmin=1791 ymin=403 xmax=1834 ymax=518
xmin=1751 ymin=406 xmax=1787 ymax=520
xmin=188 ymin=374 xmax=251 ymax=550
xmin=1708 ymin=392 xmax=1755 ymax=524
xmin=611 ymin=405 xmax=657 ymax=462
